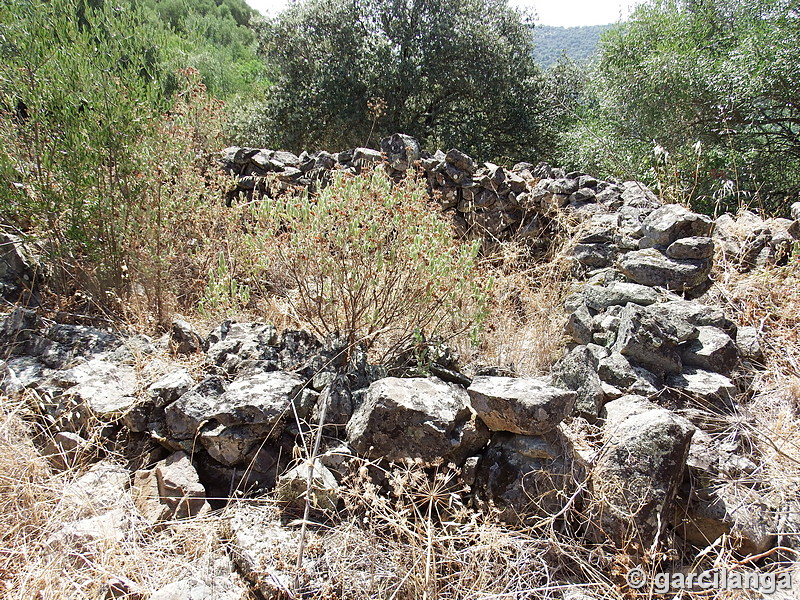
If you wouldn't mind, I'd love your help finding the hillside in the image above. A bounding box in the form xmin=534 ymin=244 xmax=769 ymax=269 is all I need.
xmin=2 ymin=0 xmax=800 ymax=597
xmin=533 ymin=24 xmax=612 ymax=68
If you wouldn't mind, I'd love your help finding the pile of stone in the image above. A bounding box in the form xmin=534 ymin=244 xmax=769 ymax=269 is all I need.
xmin=2 ymin=289 xmax=795 ymax=569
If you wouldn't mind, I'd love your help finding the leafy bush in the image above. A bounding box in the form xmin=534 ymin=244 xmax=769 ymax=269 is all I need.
xmin=241 ymin=170 xmax=491 ymax=358
xmin=0 ymin=0 xmax=235 ymax=324
xmin=244 ymin=0 xmax=553 ymax=161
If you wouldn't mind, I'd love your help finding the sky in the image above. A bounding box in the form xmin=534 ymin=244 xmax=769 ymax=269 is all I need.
xmin=244 ymin=0 xmax=642 ymax=27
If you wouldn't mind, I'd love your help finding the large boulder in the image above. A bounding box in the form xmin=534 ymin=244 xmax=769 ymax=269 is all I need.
xmin=467 ymin=376 xmax=575 ymax=435
xmin=473 ymin=430 xmax=580 ymax=524
xmin=346 ymin=377 xmax=489 ymax=464
xmin=591 ymin=396 xmax=695 ymax=550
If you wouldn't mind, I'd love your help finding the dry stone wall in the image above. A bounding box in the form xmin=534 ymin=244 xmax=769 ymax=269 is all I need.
xmin=2 ymin=135 xmax=800 ymax=595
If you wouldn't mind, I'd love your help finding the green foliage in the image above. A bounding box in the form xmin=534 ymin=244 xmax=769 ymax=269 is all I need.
xmin=533 ymin=25 xmax=612 ymax=69
xmin=139 ymin=0 xmax=269 ymax=99
xmin=244 ymin=0 xmax=555 ymax=161
xmin=580 ymin=0 xmax=800 ymax=214
xmin=0 ymin=0 xmax=233 ymax=322
xmin=241 ymin=170 xmax=491 ymax=357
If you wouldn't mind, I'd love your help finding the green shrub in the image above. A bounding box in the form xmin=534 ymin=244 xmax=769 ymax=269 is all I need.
xmin=242 ymin=170 xmax=491 ymax=359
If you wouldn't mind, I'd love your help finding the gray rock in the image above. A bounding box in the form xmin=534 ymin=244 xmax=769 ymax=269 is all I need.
xmin=620 ymin=181 xmax=660 ymax=210
xmin=346 ymin=377 xmax=489 ymax=464
xmin=445 ymin=148 xmax=476 ymax=173
xmin=613 ymin=303 xmax=683 ymax=375
xmin=275 ymin=459 xmax=340 ymax=513
xmin=311 ymin=374 xmax=353 ymax=433
xmin=353 ymin=147 xmax=382 ymax=167
xmin=618 ymin=248 xmax=711 ymax=291
xmin=791 ymin=202 xmax=800 ymax=221
xmin=578 ymin=213 xmax=621 ymax=244
xmin=592 ymin=396 xmax=695 ymax=549
xmin=170 ymin=371 xmax=306 ymax=464
xmin=199 ymin=423 xmax=268 ymax=466
xmin=673 ymin=483 xmax=777 ymax=555
xmin=149 ymin=368 xmax=195 ymax=408
xmin=56 ymin=358 xmax=138 ymax=425
xmin=639 ymin=204 xmax=713 ymax=248
xmin=473 ymin=430 xmax=580 ymax=524
xmin=666 ymin=236 xmax=715 ymax=260
xmin=467 ymin=376 xmax=576 ymax=435
xmin=171 ymin=319 xmax=204 ymax=354
xmin=212 ymin=371 xmax=306 ymax=427
xmin=165 ymin=376 xmax=226 ymax=441
xmin=150 ymin=556 xmax=247 ymax=600
xmin=564 ymin=303 xmax=594 ymax=345
xmin=224 ymin=503 xmax=306 ymax=598
xmin=680 ymin=326 xmax=738 ymax=374
xmin=597 ymin=352 xmax=661 ymax=396
xmin=273 ymin=150 xmax=300 ymax=168
xmin=666 ymin=368 xmax=736 ymax=405
xmin=548 ymin=178 xmax=580 ymax=196
xmin=46 ymin=508 xmax=133 ymax=554
xmin=649 ymin=300 xmax=735 ymax=336
xmin=551 ymin=345 xmax=605 ymax=419
xmin=736 ymin=325 xmax=763 ymax=361
xmin=572 ymin=243 xmax=615 ymax=268
xmin=27 ymin=322 xmax=121 ymax=369
xmin=583 ymin=281 xmax=660 ymax=311
xmin=380 ymin=133 xmax=420 ymax=171
xmin=205 ymin=321 xmax=278 ymax=369
xmin=132 ymin=451 xmax=210 ymax=523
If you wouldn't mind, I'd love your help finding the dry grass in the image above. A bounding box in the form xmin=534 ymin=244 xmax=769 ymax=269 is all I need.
xmin=0 ymin=394 xmax=247 ymax=599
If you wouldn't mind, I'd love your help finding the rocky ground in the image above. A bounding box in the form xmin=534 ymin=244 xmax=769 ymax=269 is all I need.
xmin=1 ymin=137 xmax=800 ymax=599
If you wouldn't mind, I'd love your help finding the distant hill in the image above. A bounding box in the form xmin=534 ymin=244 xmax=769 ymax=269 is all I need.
xmin=533 ymin=24 xmax=613 ymax=68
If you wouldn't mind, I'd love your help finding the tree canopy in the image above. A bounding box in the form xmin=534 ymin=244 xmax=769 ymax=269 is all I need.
xmin=589 ymin=0 xmax=800 ymax=212
xmin=249 ymin=0 xmax=559 ymax=160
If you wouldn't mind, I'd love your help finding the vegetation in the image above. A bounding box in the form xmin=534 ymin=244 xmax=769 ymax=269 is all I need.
xmin=560 ymin=0 xmax=800 ymax=214
xmin=242 ymin=0 xmax=560 ymax=161
xmin=139 ymin=0 xmax=268 ymax=99
xmin=2 ymin=0 xmax=800 ymax=599
xmin=241 ymin=171 xmax=490 ymax=358
xmin=532 ymin=24 xmax=612 ymax=68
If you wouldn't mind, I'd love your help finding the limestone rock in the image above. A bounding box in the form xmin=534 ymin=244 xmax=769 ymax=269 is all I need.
xmin=618 ymin=248 xmax=711 ymax=291
xmin=132 ymin=451 xmax=210 ymax=523
xmin=346 ymin=377 xmax=489 ymax=464
xmin=467 ymin=376 xmax=576 ymax=435
xmin=592 ymin=396 xmax=695 ymax=549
